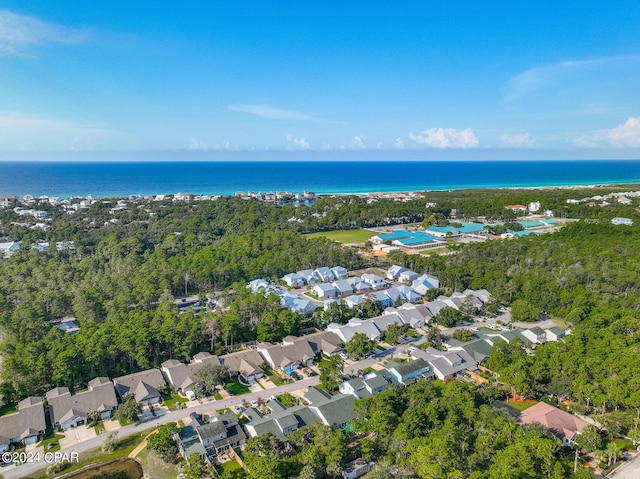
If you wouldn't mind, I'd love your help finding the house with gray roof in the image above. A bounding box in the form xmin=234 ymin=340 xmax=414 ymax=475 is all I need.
xmin=339 ymin=370 xmax=391 ymax=399
xmin=411 ymin=274 xmax=440 ymax=295
xmin=326 ymin=318 xmax=382 ymax=343
xmin=387 ymin=304 xmax=430 ymax=328
xmin=113 ymin=369 xmax=166 ymax=404
xmin=297 ymin=269 xmax=318 ymax=284
xmin=46 ymin=377 xmax=118 ymax=430
xmin=313 ymin=283 xmax=337 ymax=299
xmin=308 ymin=394 xmax=357 ymax=429
xmin=520 ymin=327 xmax=547 ymax=344
xmin=449 ymin=338 xmax=494 ymax=363
xmin=399 ymin=270 xmax=420 ymax=283
xmin=332 ymin=279 xmax=355 ymax=296
xmin=331 ymin=266 xmax=348 ymax=280
xmin=161 ymin=353 xmax=221 ymax=400
xmin=371 ymin=313 xmax=404 ymax=335
xmin=282 ymin=273 xmax=305 ymax=287
xmin=386 ymin=265 xmax=408 ymax=280
xmin=344 ymin=295 xmax=365 ymax=308
xmin=347 ymin=277 xmax=371 ymax=293
xmin=387 ymin=359 xmax=433 ymax=385
xmin=545 ymin=327 xmax=566 ymax=341
xmin=411 ymin=347 xmax=478 ymax=380
xmin=220 ymin=349 xmax=265 ymax=383
xmin=370 ymin=290 xmax=394 ymax=308
xmin=257 ymin=340 xmax=315 ymax=374
xmin=290 ymin=298 xmax=317 ymax=316
xmin=361 ymin=273 xmax=386 ymax=290
xmin=424 ymin=300 xmax=449 ymax=317
xmin=0 ymin=397 xmax=47 ymax=450
xmin=315 ymin=267 xmax=336 ymax=283
xmin=295 ymin=331 xmax=344 ymax=356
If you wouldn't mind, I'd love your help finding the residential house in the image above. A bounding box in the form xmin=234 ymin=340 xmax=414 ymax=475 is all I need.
xmin=161 ymin=353 xmax=221 ymax=400
xmin=304 ymin=388 xmax=357 ymax=429
xmin=521 ymin=327 xmax=547 ymax=344
xmin=399 ymin=270 xmax=419 ymax=283
xmin=324 ymin=298 xmax=341 ymax=310
xmin=0 ymin=195 xmax=18 ymax=208
xmin=411 ymin=274 xmax=440 ymax=295
xmin=0 ymin=241 xmax=20 ymax=259
xmin=386 ymin=265 xmax=408 ymax=280
xmin=257 ymin=340 xmax=315 ymax=374
xmin=220 ymin=349 xmax=265 ymax=383
xmin=424 ymin=300 xmax=449 ymax=318
xmin=545 ymin=327 xmax=566 ymax=342
xmin=315 ymin=267 xmax=336 ymax=283
xmin=332 ymin=279 xmax=355 ymax=297
xmin=0 ymin=397 xmax=46 ymax=450
xmin=331 ymin=266 xmax=348 ymax=280
xmin=113 ymin=369 xmax=166 ymax=404
xmin=282 ymin=273 xmax=305 ymax=288
xmin=297 ymin=269 xmax=319 ymax=285
xmin=248 ymin=278 xmax=272 ymax=294
xmin=290 ymin=298 xmax=317 ymax=316
xmin=344 ymin=295 xmax=365 ymax=308
xmin=371 ymin=312 xmax=404 ymax=335
xmin=176 ymin=416 xmax=208 ymax=464
xmin=386 ymin=304 xmax=430 ymax=328
xmin=395 ymin=285 xmax=422 ymax=303
xmin=339 ymin=370 xmax=391 ymax=399
xmin=301 ymin=331 xmax=344 ymax=357
xmin=411 ymin=347 xmax=478 ymax=380
xmin=327 ymin=318 xmax=382 ymax=343
xmin=347 ymin=277 xmax=371 ymax=293
xmin=196 ymin=412 xmax=247 ymax=456
xmin=371 ymin=291 xmax=394 ymax=308
xmin=343 ymin=459 xmax=374 ymax=479
xmin=313 ymin=283 xmax=337 ymax=299
xmin=517 ymin=402 xmax=588 ymax=447
xmin=46 ymin=377 xmax=119 ymax=430
xmin=612 ymin=217 xmax=633 ymax=226
xmin=387 ymin=359 xmax=433 ymax=386
xmin=361 ymin=273 xmax=386 ymax=290
xmin=55 ymin=318 xmax=80 ymax=334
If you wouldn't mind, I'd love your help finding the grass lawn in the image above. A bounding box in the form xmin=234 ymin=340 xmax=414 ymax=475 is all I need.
xmin=406 ymin=329 xmax=419 ymax=338
xmin=552 ymin=316 xmax=571 ymax=330
xmin=214 ymin=393 xmax=223 ymax=400
xmin=39 ymin=432 xmax=65 ymax=452
xmin=306 ymin=229 xmax=375 ymax=243
xmin=268 ymin=374 xmax=285 ymax=386
xmin=318 ymin=358 xmax=332 ymax=369
xmin=376 ymin=345 xmax=386 ymax=351
xmin=225 ymin=380 xmax=250 ymax=396
xmin=119 ymin=417 xmax=132 ymax=427
xmin=276 ymin=393 xmax=297 ymax=407
xmin=608 ymin=437 xmax=635 ymax=451
xmin=506 ymin=400 xmax=538 ymax=412
xmin=362 ymin=367 xmax=374 ymax=374
xmin=163 ymin=394 xmax=189 ymax=411
xmin=217 ymin=459 xmax=244 ymax=475
xmin=137 ymin=447 xmax=182 ymax=479
xmin=33 ymin=428 xmax=154 ymax=479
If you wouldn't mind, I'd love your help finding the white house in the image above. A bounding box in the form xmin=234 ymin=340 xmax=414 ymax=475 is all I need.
xmin=313 ymin=283 xmax=337 ymax=299
xmin=282 ymin=273 xmax=305 ymax=287
xmin=0 ymin=241 xmax=20 ymax=259
xmin=361 ymin=273 xmax=386 ymax=290
xmin=297 ymin=269 xmax=319 ymax=284
xmin=315 ymin=267 xmax=336 ymax=283
xmin=330 ymin=266 xmax=348 ymax=280
xmin=386 ymin=265 xmax=408 ymax=280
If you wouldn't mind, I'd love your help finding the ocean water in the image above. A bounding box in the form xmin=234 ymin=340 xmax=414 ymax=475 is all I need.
xmin=1 ymin=160 xmax=640 ymax=198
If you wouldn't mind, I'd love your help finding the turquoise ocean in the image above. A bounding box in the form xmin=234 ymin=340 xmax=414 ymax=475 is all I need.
xmin=1 ymin=160 xmax=640 ymax=198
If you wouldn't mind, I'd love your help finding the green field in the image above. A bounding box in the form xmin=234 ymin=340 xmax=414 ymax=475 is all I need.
xmin=306 ymin=229 xmax=375 ymax=243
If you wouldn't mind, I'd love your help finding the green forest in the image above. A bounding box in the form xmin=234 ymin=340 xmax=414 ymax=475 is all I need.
xmin=1 ymin=188 xmax=640 ymax=478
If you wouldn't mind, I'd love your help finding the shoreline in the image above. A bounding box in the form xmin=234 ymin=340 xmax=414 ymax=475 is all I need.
xmin=16 ymin=182 xmax=640 ymax=202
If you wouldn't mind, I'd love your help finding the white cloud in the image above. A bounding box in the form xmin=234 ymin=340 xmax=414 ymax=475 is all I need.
xmin=214 ymin=140 xmax=231 ymax=150
xmin=393 ymin=137 xmax=404 ymax=150
xmin=320 ymin=143 xmax=333 ymax=150
xmin=409 ymin=127 xmax=479 ymax=149
xmin=572 ymin=116 xmax=640 ymax=148
xmin=0 ymin=10 xmax=89 ymax=56
xmin=500 ymin=133 xmax=535 ymax=147
xmin=0 ymin=111 xmax=121 ymax=150
xmin=188 ymin=137 xmax=207 ymax=150
xmin=607 ymin=117 xmax=640 ymax=147
xmin=286 ymin=134 xmax=311 ymax=150
xmin=503 ymin=55 xmax=639 ymax=101
xmin=228 ymin=104 xmax=315 ymax=121
xmin=352 ymin=136 xmax=366 ymax=149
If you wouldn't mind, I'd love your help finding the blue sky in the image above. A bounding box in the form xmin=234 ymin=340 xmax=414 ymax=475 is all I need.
xmin=1 ymin=1 xmax=640 ymax=160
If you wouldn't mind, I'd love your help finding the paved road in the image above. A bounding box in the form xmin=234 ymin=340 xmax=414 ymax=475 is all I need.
xmin=607 ymin=452 xmax=640 ymax=479
xmin=2 ymin=377 xmax=322 ymax=479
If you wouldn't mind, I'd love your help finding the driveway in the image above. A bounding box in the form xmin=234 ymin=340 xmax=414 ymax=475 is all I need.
xmin=608 ymin=452 xmax=640 ymax=479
